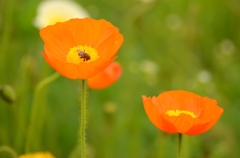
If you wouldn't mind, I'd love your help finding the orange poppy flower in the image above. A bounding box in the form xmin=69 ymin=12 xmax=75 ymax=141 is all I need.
xmin=88 ymin=62 xmax=122 ymax=89
xmin=142 ymin=90 xmax=223 ymax=136
xmin=40 ymin=18 xmax=124 ymax=79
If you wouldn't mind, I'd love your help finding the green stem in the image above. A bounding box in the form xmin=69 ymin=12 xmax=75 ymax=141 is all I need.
xmin=0 ymin=0 xmax=13 ymax=77
xmin=25 ymin=72 xmax=60 ymax=152
xmin=79 ymin=80 xmax=87 ymax=158
xmin=0 ymin=146 xmax=18 ymax=158
xmin=15 ymin=56 xmax=37 ymax=152
xmin=0 ymin=0 xmax=14 ymax=146
xmin=177 ymin=133 xmax=183 ymax=158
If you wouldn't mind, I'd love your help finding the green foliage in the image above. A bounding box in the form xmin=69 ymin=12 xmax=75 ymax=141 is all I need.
xmin=1 ymin=0 xmax=240 ymax=157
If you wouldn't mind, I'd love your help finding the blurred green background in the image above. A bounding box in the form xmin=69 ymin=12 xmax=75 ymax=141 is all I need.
xmin=1 ymin=0 xmax=240 ymax=157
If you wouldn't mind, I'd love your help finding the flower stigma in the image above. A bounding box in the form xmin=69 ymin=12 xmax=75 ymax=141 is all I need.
xmin=66 ymin=45 xmax=99 ymax=64
xmin=166 ymin=110 xmax=197 ymax=118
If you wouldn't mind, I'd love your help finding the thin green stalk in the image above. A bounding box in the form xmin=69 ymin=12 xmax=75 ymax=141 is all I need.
xmin=0 ymin=0 xmax=14 ymax=146
xmin=0 ymin=146 xmax=18 ymax=158
xmin=15 ymin=56 xmax=36 ymax=152
xmin=25 ymin=72 xmax=60 ymax=152
xmin=79 ymin=80 xmax=87 ymax=158
xmin=0 ymin=0 xmax=13 ymax=72
xmin=177 ymin=133 xmax=183 ymax=158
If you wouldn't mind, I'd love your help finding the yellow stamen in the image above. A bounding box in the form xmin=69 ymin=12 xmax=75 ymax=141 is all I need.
xmin=66 ymin=45 xmax=99 ymax=64
xmin=166 ymin=110 xmax=197 ymax=118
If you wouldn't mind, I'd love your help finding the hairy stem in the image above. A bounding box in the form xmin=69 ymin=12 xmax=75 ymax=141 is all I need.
xmin=79 ymin=80 xmax=87 ymax=158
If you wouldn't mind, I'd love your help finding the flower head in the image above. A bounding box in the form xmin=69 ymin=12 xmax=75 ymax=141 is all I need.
xmin=40 ymin=18 xmax=124 ymax=79
xmin=142 ymin=90 xmax=223 ymax=136
xmin=34 ymin=0 xmax=89 ymax=29
xmin=88 ymin=62 xmax=122 ymax=89
xmin=18 ymin=152 xmax=55 ymax=158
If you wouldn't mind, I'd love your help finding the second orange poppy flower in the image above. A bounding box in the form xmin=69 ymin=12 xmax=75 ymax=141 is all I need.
xmin=142 ymin=90 xmax=223 ymax=136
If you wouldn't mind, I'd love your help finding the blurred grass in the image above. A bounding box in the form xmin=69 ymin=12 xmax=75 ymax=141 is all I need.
xmin=1 ymin=0 xmax=240 ymax=157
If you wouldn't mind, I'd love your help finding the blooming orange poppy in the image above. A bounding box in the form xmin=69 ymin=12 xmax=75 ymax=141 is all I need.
xmin=88 ymin=62 xmax=122 ymax=89
xmin=40 ymin=18 xmax=124 ymax=79
xmin=142 ymin=90 xmax=223 ymax=136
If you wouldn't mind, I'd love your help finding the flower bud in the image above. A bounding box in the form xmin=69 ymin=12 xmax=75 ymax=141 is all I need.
xmin=0 ymin=84 xmax=16 ymax=104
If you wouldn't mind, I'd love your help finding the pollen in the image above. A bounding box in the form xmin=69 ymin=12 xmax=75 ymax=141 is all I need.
xmin=165 ymin=110 xmax=197 ymax=118
xmin=66 ymin=45 xmax=99 ymax=64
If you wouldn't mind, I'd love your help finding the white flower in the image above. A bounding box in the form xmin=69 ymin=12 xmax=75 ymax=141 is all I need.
xmin=33 ymin=0 xmax=90 ymax=29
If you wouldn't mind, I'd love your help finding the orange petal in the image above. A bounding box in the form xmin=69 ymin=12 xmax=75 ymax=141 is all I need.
xmin=186 ymin=101 xmax=223 ymax=135
xmin=142 ymin=95 xmax=177 ymax=133
xmin=156 ymin=90 xmax=204 ymax=117
xmin=88 ymin=62 xmax=122 ymax=89
xmin=161 ymin=113 xmax=197 ymax=133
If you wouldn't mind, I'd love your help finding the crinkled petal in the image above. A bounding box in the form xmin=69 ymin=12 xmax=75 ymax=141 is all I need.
xmin=142 ymin=96 xmax=177 ymax=133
